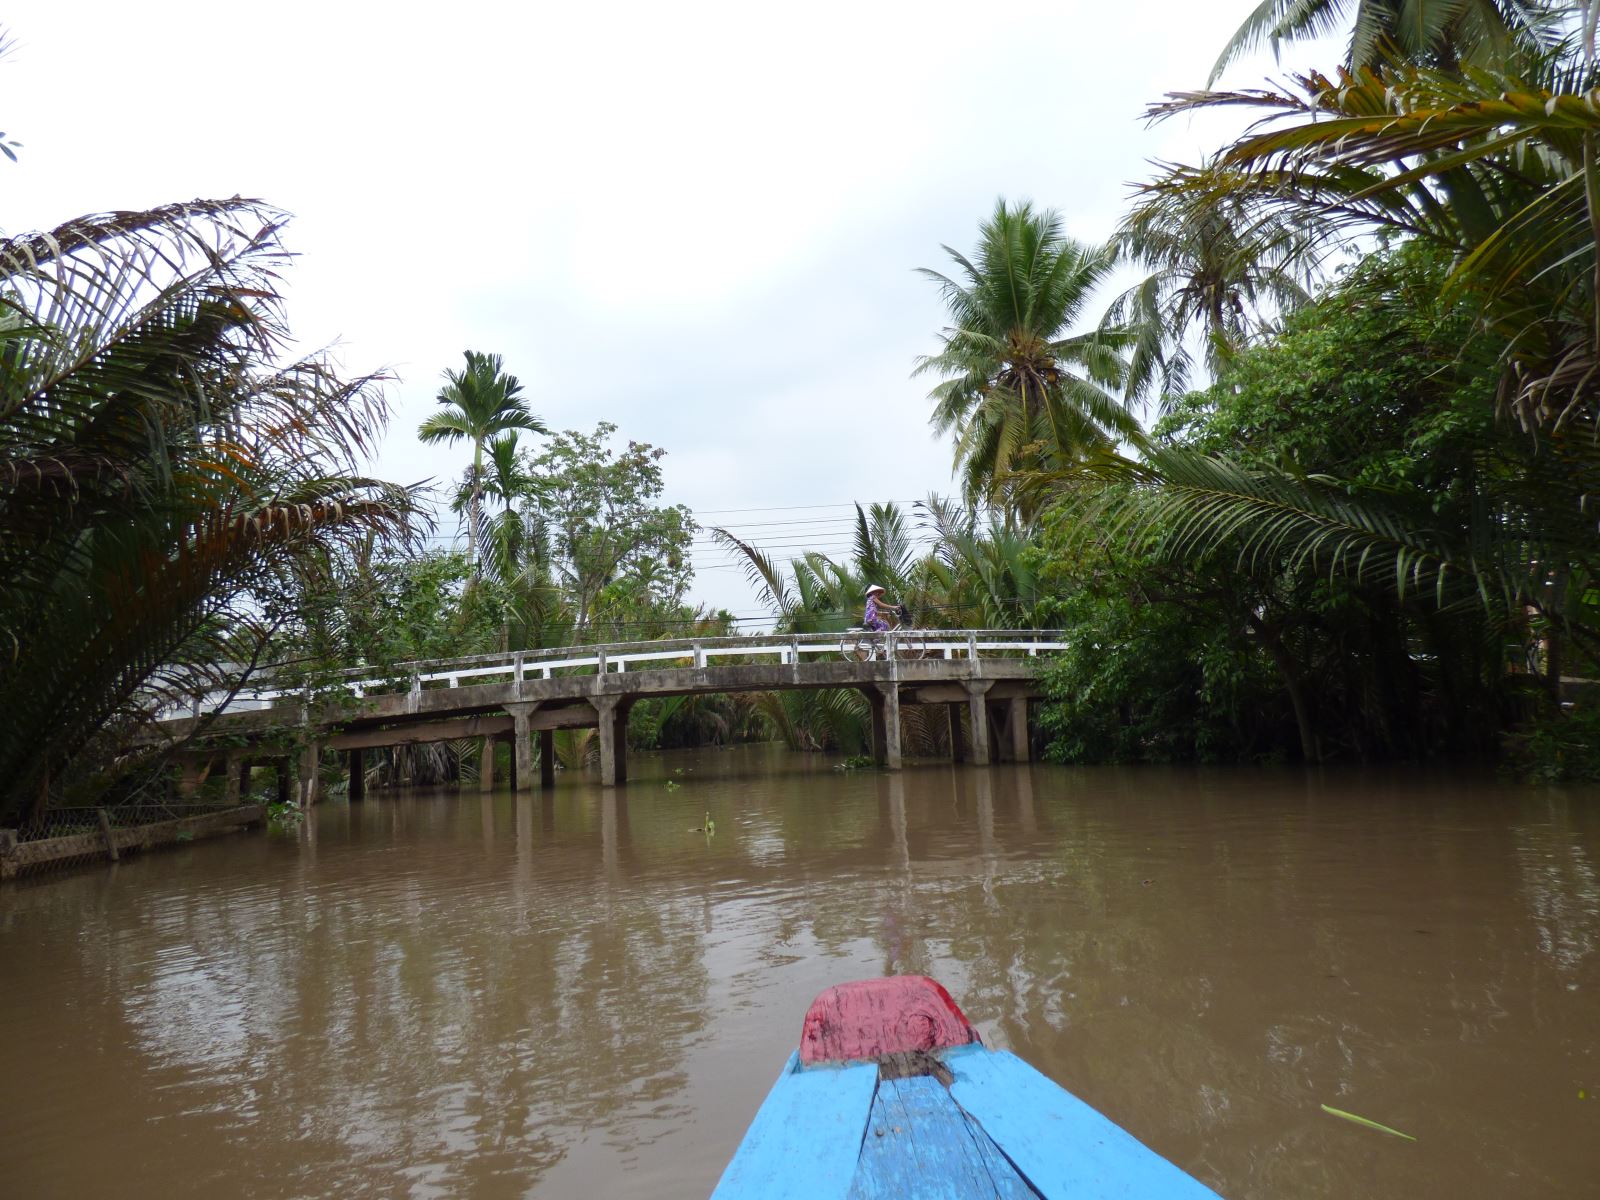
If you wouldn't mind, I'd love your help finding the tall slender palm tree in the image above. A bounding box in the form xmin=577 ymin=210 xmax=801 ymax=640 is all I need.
xmin=418 ymin=351 xmax=544 ymax=576
xmin=451 ymin=431 xmax=534 ymax=584
xmin=915 ymin=200 xmax=1137 ymax=512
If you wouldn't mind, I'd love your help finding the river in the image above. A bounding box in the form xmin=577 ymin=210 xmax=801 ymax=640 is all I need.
xmin=2 ymin=746 xmax=1596 ymax=1198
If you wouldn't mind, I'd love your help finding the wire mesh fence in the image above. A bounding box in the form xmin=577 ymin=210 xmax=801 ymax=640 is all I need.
xmin=2 ymin=800 xmax=265 ymax=882
xmin=15 ymin=803 xmax=239 ymax=843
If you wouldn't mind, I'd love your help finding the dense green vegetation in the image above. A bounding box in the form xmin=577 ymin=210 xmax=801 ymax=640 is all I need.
xmin=1043 ymin=5 xmax=1600 ymax=775
xmin=755 ymin=2 xmax=1600 ymax=776
xmin=0 ymin=201 xmax=422 ymax=827
xmin=9 ymin=3 xmax=1600 ymax=825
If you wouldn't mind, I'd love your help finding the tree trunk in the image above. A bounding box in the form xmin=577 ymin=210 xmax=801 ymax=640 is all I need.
xmin=1250 ymin=616 xmax=1319 ymax=764
xmin=468 ymin=438 xmax=483 ymax=579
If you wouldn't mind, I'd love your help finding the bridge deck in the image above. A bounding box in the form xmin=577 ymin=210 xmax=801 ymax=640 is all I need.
xmin=158 ymin=631 xmax=1062 ymax=798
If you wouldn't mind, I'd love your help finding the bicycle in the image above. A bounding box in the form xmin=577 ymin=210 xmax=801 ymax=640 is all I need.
xmin=840 ymin=604 xmax=928 ymax=662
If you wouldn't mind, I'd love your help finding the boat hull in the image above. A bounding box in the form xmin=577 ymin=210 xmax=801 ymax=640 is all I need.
xmin=712 ymin=977 xmax=1223 ymax=1199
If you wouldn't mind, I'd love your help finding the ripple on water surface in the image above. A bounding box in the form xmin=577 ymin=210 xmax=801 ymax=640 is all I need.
xmin=1 ymin=750 xmax=1597 ymax=1199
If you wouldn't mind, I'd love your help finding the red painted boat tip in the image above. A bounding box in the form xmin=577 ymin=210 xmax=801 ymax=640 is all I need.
xmin=798 ymin=975 xmax=980 ymax=1066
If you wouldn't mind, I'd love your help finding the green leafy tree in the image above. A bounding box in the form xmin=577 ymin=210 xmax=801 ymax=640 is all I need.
xmin=1039 ymin=243 xmax=1572 ymax=762
xmin=1033 ymin=528 xmax=1284 ymax=764
xmin=418 ymin=351 xmax=545 ymax=578
xmin=526 ymin=423 xmax=695 ymax=640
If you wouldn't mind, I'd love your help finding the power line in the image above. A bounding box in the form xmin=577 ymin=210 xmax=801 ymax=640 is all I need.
xmin=699 ymin=515 xmax=885 ymax=531
xmin=692 ymin=525 xmax=943 ymax=542
xmin=689 ymin=498 xmax=929 ymax=516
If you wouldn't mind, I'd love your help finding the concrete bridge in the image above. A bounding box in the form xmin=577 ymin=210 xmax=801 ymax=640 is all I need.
xmin=163 ymin=630 xmax=1064 ymax=803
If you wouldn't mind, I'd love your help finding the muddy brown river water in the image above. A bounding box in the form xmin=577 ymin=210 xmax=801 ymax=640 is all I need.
xmin=2 ymin=747 xmax=1597 ymax=1198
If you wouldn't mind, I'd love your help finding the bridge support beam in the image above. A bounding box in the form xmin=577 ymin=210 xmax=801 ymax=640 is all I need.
xmin=540 ymin=729 xmax=556 ymax=790
xmin=948 ymin=703 xmax=964 ymax=763
xmin=615 ymin=700 xmax=634 ymax=785
xmin=869 ymin=686 xmax=902 ymax=770
xmin=224 ymin=755 xmax=244 ymax=807
xmin=478 ymin=736 xmax=495 ymax=793
xmin=1007 ymin=696 xmax=1030 ymax=763
xmin=964 ymin=681 xmax=994 ymax=766
xmin=507 ymin=702 xmax=540 ymax=793
xmin=592 ymin=695 xmax=625 ymax=788
xmin=348 ymin=748 xmax=366 ymax=802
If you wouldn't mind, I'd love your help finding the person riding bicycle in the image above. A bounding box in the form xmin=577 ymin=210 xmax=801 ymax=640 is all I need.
xmin=863 ymin=584 xmax=899 ymax=632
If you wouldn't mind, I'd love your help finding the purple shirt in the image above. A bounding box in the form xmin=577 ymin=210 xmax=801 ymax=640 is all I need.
xmin=865 ymin=596 xmax=888 ymax=630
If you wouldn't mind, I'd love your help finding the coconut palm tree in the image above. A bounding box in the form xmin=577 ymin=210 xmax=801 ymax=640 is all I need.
xmin=1149 ymin=48 xmax=1600 ymax=429
xmin=418 ymin=351 xmax=544 ymax=577
xmin=1106 ymin=178 xmax=1320 ymax=407
xmin=1209 ymin=0 xmax=1560 ymax=83
xmin=915 ymin=200 xmax=1137 ymax=513
xmin=0 ymin=199 xmax=421 ymax=825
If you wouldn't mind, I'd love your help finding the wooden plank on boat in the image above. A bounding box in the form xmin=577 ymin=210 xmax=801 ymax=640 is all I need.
xmin=711 ymin=1052 xmax=879 ymax=1200
xmin=848 ymin=1072 xmax=1038 ymax=1199
xmin=948 ymin=1048 xmax=1223 ymax=1199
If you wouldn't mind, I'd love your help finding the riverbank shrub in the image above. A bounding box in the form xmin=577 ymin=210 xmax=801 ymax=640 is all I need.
xmin=1504 ymin=701 xmax=1600 ymax=784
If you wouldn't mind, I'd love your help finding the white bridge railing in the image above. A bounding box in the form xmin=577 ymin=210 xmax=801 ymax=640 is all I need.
xmin=164 ymin=629 xmax=1069 ymax=722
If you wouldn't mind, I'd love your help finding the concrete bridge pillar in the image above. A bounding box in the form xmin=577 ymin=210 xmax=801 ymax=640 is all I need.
xmin=592 ymin=694 xmax=625 ymax=787
xmin=869 ymin=685 xmax=902 ymax=770
xmin=477 ymin=736 xmax=495 ymax=793
xmin=947 ymin=703 xmax=965 ymax=763
xmin=539 ymin=729 xmax=556 ymax=790
xmin=506 ymin=702 xmax=540 ymax=793
xmin=1007 ymin=696 xmax=1031 ymax=764
xmin=223 ymin=755 xmax=244 ymax=807
xmin=964 ymin=681 xmax=994 ymax=766
xmin=615 ymin=700 xmax=634 ymax=785
xmin=348 ymin=748 xmax=366 ymax=802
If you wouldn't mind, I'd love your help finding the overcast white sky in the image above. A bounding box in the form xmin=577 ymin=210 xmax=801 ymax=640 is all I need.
xmin=4 ymin=2 xmax=1340 ymax=621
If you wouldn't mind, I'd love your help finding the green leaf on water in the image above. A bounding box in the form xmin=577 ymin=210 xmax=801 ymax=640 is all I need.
xmin=1320 ymin=1104 xmax=1416 ymax=1141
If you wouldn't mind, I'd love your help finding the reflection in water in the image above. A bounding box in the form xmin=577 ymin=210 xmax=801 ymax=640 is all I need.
xmin=1513 ymin=799 xmax=1599 ymax=976
xmin=1 ymin=749 xmax=1597 ymax=1199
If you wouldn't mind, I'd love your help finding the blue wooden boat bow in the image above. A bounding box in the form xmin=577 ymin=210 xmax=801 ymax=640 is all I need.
xmin=712 ymin=976 xmax=1223 ymax=1199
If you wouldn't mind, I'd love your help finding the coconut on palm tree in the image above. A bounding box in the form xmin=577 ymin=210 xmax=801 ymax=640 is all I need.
xmin=915 ymin=199 xmax=1137 ymax=512
xmin=418 ymin=351 xmax=545 ymax=576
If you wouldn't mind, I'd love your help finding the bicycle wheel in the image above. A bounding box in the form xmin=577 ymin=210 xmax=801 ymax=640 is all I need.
xmin=840 ymin=631 xmax=875 ymax=662
xmin=896 ymin=631 xmax=927 ymax=660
